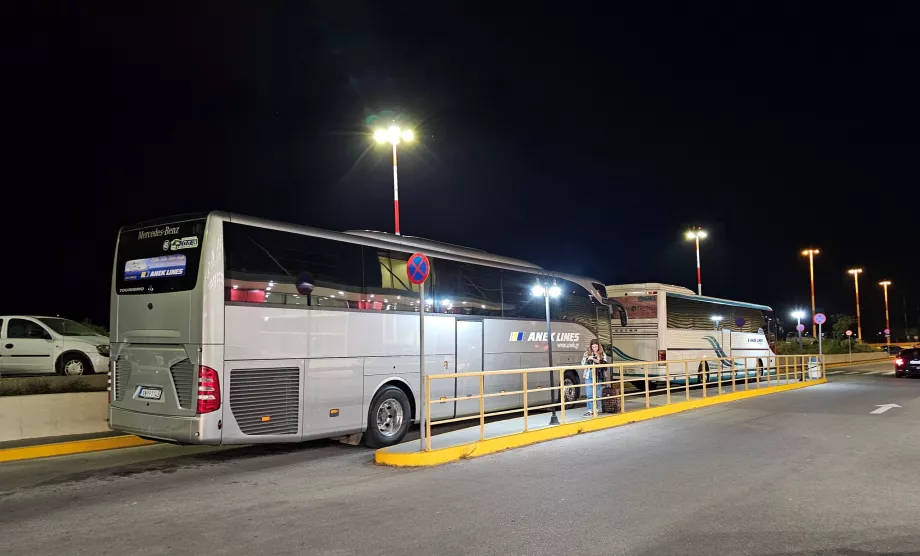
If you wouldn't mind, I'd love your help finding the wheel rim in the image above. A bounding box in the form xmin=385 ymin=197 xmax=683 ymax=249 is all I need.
xmin=64 ymin=359 xmax=84 ymax=376
xmin=563 ymin=377 xmax=578 ymax=402
xmin=375 ymin=398 xmax=404 ymax=437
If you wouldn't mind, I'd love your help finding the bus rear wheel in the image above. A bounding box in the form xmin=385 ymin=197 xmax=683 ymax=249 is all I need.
xmin=563 ymin=371 xmax=581 ymax=405
xmin=364 ymin=386 xmax=411 ymax=448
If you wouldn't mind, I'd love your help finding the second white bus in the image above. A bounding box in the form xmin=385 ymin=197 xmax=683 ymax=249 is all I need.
xmin=605 ymin=283 xmax=778 ymax=388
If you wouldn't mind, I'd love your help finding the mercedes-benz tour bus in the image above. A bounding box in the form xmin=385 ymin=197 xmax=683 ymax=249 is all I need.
xmin=605 ymin=283 xmax=778 ymax=389
xmin=108 ymin=212 xmax=627 ymax=447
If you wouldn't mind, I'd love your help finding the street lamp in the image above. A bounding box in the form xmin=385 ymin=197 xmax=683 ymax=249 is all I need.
xmin=374 ymin=125 xmax=415 ymax=236
xmin=848 ymin=268 xmax=864 ymax=341
xmin=791 ymin=310 xmax=806 ymax=348
xmin=801 ymin=248 xmax=820 ymax=337
xmin=533 ymin=278 xmax=562 ymax=425
xmin=879 ymin=280 xmax=892 ymax=350
xmin=685 ymin=228 xmax=708 ymax=296
xmin=710 ymin=315 xmax=723 ymax=330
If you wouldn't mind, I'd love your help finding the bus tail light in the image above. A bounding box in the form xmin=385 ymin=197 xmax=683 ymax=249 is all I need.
xmin=197 ymin=366 xmax=221 ymax=414
xmin=658 ymin=350 xmax=667 ymax=361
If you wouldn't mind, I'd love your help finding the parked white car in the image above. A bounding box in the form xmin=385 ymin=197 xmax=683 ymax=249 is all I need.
xmin=0 ymin=316 xmax=110 ymax=375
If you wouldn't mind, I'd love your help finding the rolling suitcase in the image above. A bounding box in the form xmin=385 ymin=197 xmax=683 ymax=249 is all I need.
xmin=601 ymin=386 xmax=621 ymax=414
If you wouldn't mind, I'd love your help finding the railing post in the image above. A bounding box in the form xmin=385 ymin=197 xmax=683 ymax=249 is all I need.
xmin=644 ymin=363 xmax=650 ymax=409
xmin=684 ymin=360 xmax=690 ymax=401
xmin=425 ymin=375 xmax=432 ymax=451
xmin=744 ymin=358 xmax=749 ymax=391
xmin=731 ymin=358 xmax=736 ymax=393
xmin=592 ymin=367 xmax=597 ymax=418
xmin=478 ymin=374 xmax=485 ymax=441
xmin=559 ymin=369 xmax=566 ymax=424
xmin=523 ymin=370 xmax=529 ymax=432
xmin=665 ymin=362 xmax=671 ymax=405
xmin=701 ymin=358 xmax=707 ymax=399
xmin=717 ymin=358 xmax=722 ymax=395
xmin=619 ymin=365 xmax=626 ymax=414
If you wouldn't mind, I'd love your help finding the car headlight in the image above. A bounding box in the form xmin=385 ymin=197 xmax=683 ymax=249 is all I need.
xmin=96 ymin=345 xmax=111 ymax=357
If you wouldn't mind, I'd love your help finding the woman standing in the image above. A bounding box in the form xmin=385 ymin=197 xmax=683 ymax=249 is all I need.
xmin=582 ymin=339 xmax=608 ymax=416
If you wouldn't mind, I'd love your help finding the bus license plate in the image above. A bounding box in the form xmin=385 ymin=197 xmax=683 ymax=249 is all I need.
xmin=137 ymin=387 xmax=163 ymax=400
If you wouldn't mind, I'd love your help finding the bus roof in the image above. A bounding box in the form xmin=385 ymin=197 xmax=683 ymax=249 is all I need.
xmin=666 ymin=291 xmax=773 ymax=312
xmin=606 ymin=283 xmax=773 ymax=311
xmin=343 ymin=230 xmax=542 ymax=269
xmin=217 ymin=211 xmax=610 ymax=305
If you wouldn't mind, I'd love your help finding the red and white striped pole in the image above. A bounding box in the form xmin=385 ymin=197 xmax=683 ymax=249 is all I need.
xmin=686 ymin=228 xmax=707 ymax=296
xmin=695 ymin=234 xmax=702 ymax=296
xmin=375 ymin=125 xmax=414 ymax=236
xmin=392 ymin=142 xmax=400 ymax=236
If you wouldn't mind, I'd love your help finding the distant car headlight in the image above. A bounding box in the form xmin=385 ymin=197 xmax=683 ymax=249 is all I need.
xmin=96 ymin=345 xmax=111 ymax=357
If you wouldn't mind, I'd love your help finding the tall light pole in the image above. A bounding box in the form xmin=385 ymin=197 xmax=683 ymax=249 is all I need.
xmin=374 ymin=125 xmax=415 ymax=235
xmin=880 ymin=280 xmax=892 ymax=350
xmin=792 ymin=310 xmax=806 ymax=348
xmin=532 ymin=278 xmax=562 ymax=425
xmin=685 ymin=228 xmax=707 ymax=296
xmin=801 ymin=248 xmax=820 ymax=338
xmin=848 ymin=268 xmax=863 ymax=342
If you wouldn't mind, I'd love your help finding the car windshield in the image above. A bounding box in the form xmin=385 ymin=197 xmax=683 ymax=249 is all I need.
xmin=36 ymin=318 xmax=101 ymax=337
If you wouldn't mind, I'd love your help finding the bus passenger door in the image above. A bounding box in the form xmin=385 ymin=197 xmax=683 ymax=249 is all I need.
xmin=454 ymin=320 xmax=483 ymax=418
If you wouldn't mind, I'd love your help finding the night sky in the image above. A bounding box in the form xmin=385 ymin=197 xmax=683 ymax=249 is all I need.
xmin=7 ymin=3 xmax=920 ymax=337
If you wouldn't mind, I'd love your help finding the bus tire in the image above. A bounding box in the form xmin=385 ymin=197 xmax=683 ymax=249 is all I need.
xmin=757 ymin=359 xmax=766 ymax=377
xmin=563 ymin=371 xmax=581 ymax=404
xmin=364 ymin=386 xmax=411 ymax=449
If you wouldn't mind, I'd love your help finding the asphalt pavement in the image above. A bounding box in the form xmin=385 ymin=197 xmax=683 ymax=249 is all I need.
xmin=2 ymin=362 xmax=918 ymax=555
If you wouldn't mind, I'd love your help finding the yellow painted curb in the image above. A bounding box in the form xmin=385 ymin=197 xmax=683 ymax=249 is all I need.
xmin=0 ymin=435 xmax=156 ymax=463
xmin=376 ymin=378 xmax=827 ymax=467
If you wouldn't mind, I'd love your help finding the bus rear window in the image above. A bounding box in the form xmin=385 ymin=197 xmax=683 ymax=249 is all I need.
xmin=115 ymin=218 xmax=206 ymax=295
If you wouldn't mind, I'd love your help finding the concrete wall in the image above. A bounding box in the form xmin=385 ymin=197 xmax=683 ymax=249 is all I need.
xmin=824 ymin=352 xmax=890 ymax=365
xmin=0 ymin=392 xmax=109 ymax=443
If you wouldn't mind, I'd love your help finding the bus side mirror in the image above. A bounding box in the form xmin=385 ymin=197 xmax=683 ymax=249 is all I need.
xmin=604 ymin=298 xmax=628 ymax=327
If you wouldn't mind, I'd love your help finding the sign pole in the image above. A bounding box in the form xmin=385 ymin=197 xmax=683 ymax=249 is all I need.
xmin=406 ymin=252 xmax=431 ymax=453
xmin=813 ymin=313 xmax=826 ymax=379
xmin=419 ymin=280 xmax=426 ymax=452
xmin=818 ymin=322 xmax=823 ymax=377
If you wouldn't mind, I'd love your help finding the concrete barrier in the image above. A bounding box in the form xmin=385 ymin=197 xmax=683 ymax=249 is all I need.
xmin=0 ymin=392 xmax=109 ymax=443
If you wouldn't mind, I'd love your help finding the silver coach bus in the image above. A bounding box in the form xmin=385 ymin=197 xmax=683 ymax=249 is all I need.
xmin=108 ymin=212 xmax=626 ymax=447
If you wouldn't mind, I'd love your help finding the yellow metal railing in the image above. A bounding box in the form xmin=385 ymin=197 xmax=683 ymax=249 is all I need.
xmin=422 ymin=354 xmax=824 ymax=451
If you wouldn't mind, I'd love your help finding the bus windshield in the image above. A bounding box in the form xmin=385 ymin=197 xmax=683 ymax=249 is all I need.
xmin=115 ymin=218 xmax=206 ymax=295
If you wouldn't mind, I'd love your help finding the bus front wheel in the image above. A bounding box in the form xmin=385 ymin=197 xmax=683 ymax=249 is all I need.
xmin=364 ymin=386 xmax=411 ymax=448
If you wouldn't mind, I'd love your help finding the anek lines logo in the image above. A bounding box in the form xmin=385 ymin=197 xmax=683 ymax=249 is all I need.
xmin=509 ymin=331 xmax=581 ymax=349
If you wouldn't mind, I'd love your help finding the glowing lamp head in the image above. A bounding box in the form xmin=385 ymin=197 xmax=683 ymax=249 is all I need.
xmin=792 ymin=310 xmax=806 ymax=319
xmin=879 ymin=280 xmax=892 ymax=287
xmin=548 ymin=285 xmax=562 ymax=298
xmin=686 ymin=229 xmax=707 ymax=240
xmin=374 ymin=125 xmax=414 ymax=146
xmin=710 ymin=315 xmax=723 ymax=322
xmin=848 ymin=268 xmax=863 ymax=276
xmin=801 ymin=248 xmax=820 ymax=256
xmin=531 ymin=284 xmax=545 ymax=297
